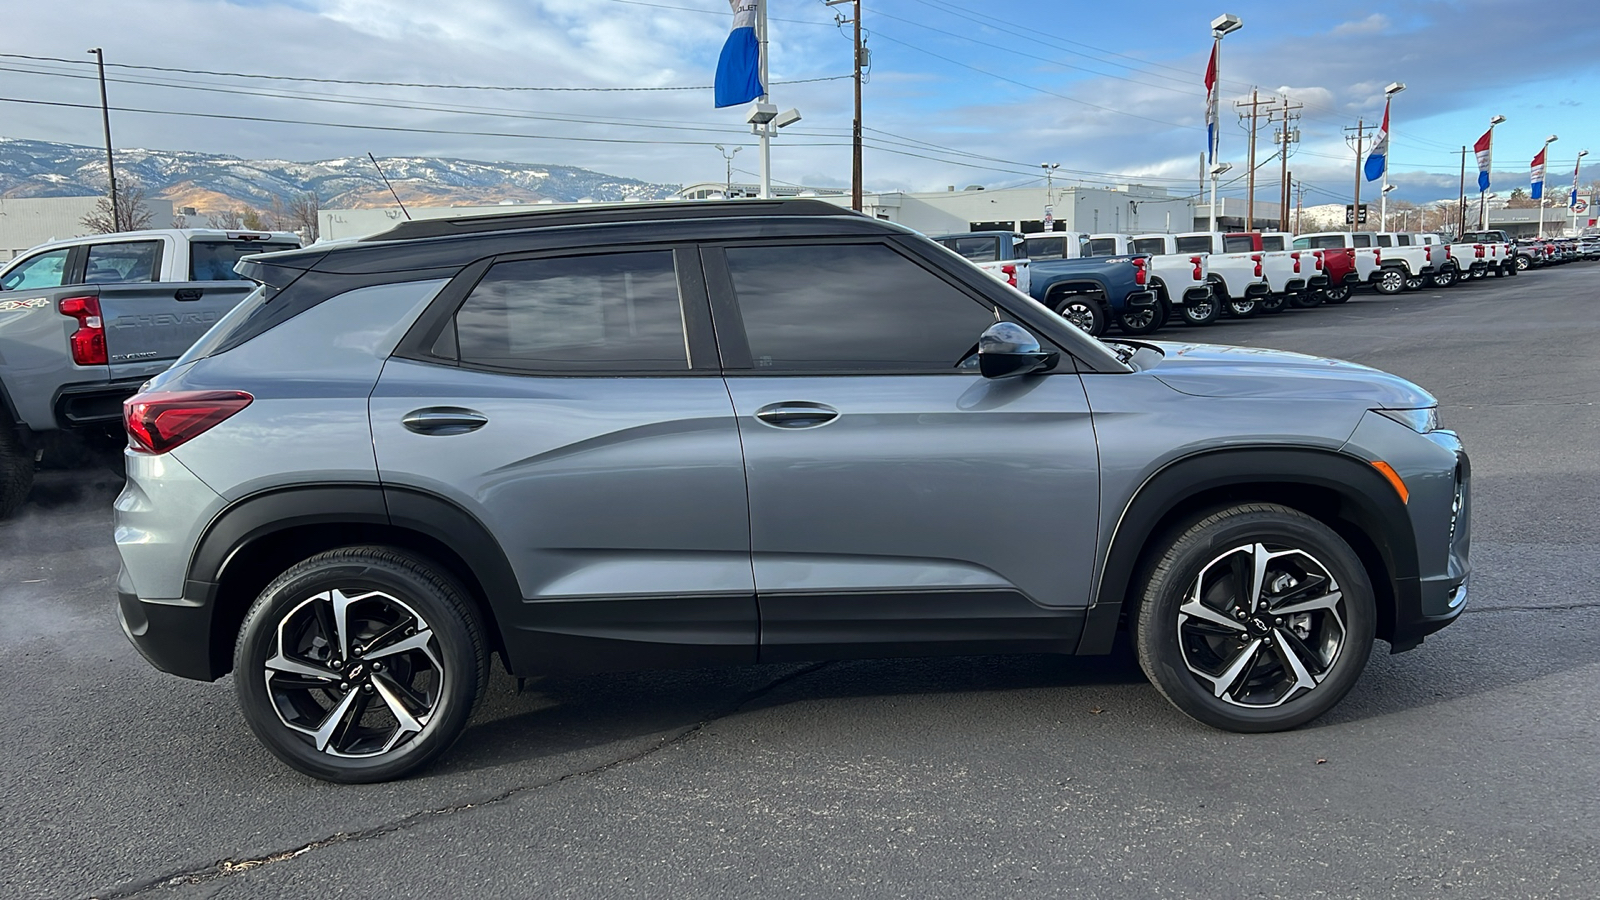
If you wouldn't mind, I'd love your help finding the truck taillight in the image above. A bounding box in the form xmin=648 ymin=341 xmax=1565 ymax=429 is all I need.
xmin=124 ymin=391 xmax=254 ymax=455
xmin=1189 ymin=255 xmax=1203 ymax=280
xmin=1445 ymin=245 xmax=1454 ymax=258
xmin=58 ymin=295 xmax=107 ymax=366
xmin=1311 ymin=250 xmax=1324 ymax=270
xmin=1346 ymin=248 xmax=1356 ymax=263
xmin=1425 ymin=245 xmax=1433 ymax=262
xmin=1001 ymin=264 xmax=1017 ymax=288
xmin=1132 ymin=257 xmax=1147 ymax=286
xmin=1251 ymin=253 xmax=1262 ymax=277
xmin=1475 ymin=244 xmax=1485 ymax=258
xmin=1373 ymin=247 xmax=1381 ymax=262
xmin=1290 ymin=251 xmax=1301 ymax=274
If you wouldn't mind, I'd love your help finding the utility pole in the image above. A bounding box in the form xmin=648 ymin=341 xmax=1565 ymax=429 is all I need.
xmin=1457 ymin=146 xmax=1467 ymax=238
xmin=827 ymin=0 xmax=865 ymax=211
xmin=87 ymin=47 xmax=119 ymax=230
xmin=1345 ymin=119 xmax=1369 ymax=230
xmin=1235 ymin=89 xmax=1269 ymax=231
xmin=1294 ymin=182 xmax=1305 ymax=234
xmin=1269 ymin=95 xmax=1302 ymax=231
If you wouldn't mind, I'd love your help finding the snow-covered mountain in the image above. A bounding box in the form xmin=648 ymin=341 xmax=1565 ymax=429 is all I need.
xmin=0 ymin=138 xmax=680 ymax=214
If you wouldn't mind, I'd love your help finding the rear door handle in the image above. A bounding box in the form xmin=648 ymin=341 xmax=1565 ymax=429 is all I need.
xmin=754 ymin=401 xmax=838 ymax=429
xmin=402 ymin=407 xmax=488 ymax=436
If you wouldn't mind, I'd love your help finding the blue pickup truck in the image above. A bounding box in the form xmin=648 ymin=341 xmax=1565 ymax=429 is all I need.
xmin=930 ymin=231 xmax=1160 ymax=336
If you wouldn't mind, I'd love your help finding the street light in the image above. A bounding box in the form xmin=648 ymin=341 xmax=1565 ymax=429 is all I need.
xmin=1041 ymin=163 xmax=1060 ymax=230
xmin=1571 ymin=148 xmax=1590 ymax=235
xmin=1379 ymin=82 xmax=1405 ymax=232
xmin=713 ymin=144 xmax=742 ymax=198
xmin=1207 ymin=13 xmax=1243 ymax=233
xmin=1538 ymin=134 xmax=1559 ymax=239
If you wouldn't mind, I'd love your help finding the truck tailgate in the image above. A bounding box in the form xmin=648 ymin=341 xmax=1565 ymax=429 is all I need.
xmin=97 ymin=281 xmax=256 ymax=380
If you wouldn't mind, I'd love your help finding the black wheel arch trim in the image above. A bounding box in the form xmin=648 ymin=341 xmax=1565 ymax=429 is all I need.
xmin=182 ymin=482 xmax=527 ymax=679
xmin=1075 ymin=446 xmax=1422 ymax=656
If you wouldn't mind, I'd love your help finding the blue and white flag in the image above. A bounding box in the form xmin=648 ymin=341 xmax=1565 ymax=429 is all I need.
xmin=714 ymin=0 xmax=763 ymax=109
xmin=1363 ymin=98 xmax=1389 ymax=182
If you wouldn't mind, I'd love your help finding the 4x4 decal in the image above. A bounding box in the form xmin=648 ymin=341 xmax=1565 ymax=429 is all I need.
xmin=0 ymin=297 xmax=50 ymax=313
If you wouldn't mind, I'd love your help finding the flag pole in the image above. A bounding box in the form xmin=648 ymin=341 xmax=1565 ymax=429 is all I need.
xmin=757 ymin=0 xmax=771 ymax=200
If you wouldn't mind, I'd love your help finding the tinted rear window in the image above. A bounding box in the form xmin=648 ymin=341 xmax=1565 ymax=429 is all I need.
xmin=936 ymin=237 xmax=1000 ymax=263
xmin=1222 ymin=236 xmax=1254 ymax=253
xmin=1131 ymin=238 xmax=1167 ymax=255
xmin=1085 ymin=238 xmax=1118 ymax=257
xmin=1259 ymin=236 xmax=1285 ymax=251
xmin=1025 ymin=237 xmax=1065 ymax=260
xmin=1175 ymin=236 xmax=1212 ymax=254
xmin=190 ymin=241 xmax=301 ymax=281
xmin=1352 ymin=234 xmax=1373 ymax=248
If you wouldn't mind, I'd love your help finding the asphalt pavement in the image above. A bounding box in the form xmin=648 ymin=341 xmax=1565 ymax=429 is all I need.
xmin=2 ymin=264 xmax=1597 ymax=900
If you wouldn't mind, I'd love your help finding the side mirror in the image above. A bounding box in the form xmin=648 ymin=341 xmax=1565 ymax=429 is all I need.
xmin=977 ymin=322 xmax=1058 ymax=379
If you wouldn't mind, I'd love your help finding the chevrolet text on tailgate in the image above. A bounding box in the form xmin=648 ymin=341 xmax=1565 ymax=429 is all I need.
xmin=111 ymin=199 xmax=1470 ymax=783
xmin=0 ymin=228 xmax=301 ymax=517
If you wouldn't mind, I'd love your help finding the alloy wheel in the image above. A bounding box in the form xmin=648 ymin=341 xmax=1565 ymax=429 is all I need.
xmin=1176 ymin=542 xmax=1348 ymax=709
xmin=265 ymin=588 xmax=446 ymax=758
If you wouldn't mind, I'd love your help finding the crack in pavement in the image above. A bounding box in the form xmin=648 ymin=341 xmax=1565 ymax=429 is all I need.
xmin=1464 ymin=601 xmax=1600 ymax=614
xmin=93 ymin=661 xmax=833 ymax=900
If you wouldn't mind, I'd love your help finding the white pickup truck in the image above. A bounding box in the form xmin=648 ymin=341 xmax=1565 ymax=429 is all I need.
xmin=1294 ymin=232 xmax=1383 ymax=297
xmin=1446 ymin=231 xmax=1514 ymax=282
xmin=1173 ymin=232 xmax=1271 ymax=317
xmin=1117 ymin=234 xmax=1219 ymax=326
xmin=1229 ymin=232 xmax=1327 ymax=312
xmin=1365 ymin=232 xmax=1438 ymax=294
xmin=927 ymin=231 xmax=1032 ymax=294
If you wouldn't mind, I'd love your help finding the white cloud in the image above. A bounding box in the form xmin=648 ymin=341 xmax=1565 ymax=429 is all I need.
xmin=1331 ymin=13 xmax=1390 ymax=36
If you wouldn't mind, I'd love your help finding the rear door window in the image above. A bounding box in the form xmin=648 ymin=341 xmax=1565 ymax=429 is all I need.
xmin=451 ymin=250 xmax=688 ymax=373
xmin=936 ymin=237 xmax=1000 ymax=263
xmin=1025 ymin=237 xmax=1065 ymax=260
xmin=190 ymin=241 xmax=301 ymax=281
xmin=1085 ymin=238 xmax=1118 ymax=257
xmin=84 ymin=241 xmax=161 ymax=284
xmin=0 ymin=248 xmax=71 ymax=291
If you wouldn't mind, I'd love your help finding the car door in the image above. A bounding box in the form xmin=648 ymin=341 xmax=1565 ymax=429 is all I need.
xmin=702 ymin=238 xmax=1101 ymax=662
xmin=370 ymin=245 xmax=756 ymax=673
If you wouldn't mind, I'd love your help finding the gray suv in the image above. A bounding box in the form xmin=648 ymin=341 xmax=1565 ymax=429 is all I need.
xmin=115 ymin=200 xmax=1471 ymax=783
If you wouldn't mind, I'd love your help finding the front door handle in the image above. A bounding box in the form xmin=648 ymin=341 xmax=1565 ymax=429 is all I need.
xmin=402 ymin=407 xmax=488 ymax=436
xmin=754 ymin=401 xmax=839 ymax=429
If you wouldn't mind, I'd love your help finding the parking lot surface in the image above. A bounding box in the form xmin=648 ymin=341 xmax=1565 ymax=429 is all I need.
xmin=2 ymin=266 xmax=1597 ymax=899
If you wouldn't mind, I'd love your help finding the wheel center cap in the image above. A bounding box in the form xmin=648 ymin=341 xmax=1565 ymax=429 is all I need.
xmin=347 ymin=663 xmax=366 ymax=681
xmin=1247 ymin=615 xmax=1273 ymax=637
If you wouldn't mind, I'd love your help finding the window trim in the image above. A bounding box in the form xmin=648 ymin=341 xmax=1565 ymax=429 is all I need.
xmin=703 ymin=236 xmax=1019 ymax=377
xmin=392 ymin=243 xmax=719 ymax=377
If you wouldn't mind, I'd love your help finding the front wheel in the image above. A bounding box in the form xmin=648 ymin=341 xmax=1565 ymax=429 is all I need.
xmin=234 ymin=546 xmax=489 ymax=783
xmin=1053 ymin=294 xmax=1108 ymax=337
xmin=1321 ymin=285 xmax=1352 ymax=304
xmin=1133 ymin=504 xmax=1376 ymax=733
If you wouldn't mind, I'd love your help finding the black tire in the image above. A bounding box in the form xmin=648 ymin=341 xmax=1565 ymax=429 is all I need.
xmin=0 ymin=422 xmax=35 ymax=520
xmin=1116 ymin=301 xmax=1167 ymax=336
xmin=1256 ymin=293 xmax=1288 ymax=314
xmin=1288 ymin=291 xmax=1321 ymax=309
xmin=1133 ymin=503 xmax=1376 ymax=733
xmin=234 ymin=546 xmax=489 ymax=783
xmin=1374 ymin=267 xmax=1406 ymax=295
xmin=1321 ymin=285 xmax=1352 ymax=304
xmin=1224 ymin=296 xmax=1258 ymax=317
xmin=1503 ymin=262 xmax=1518 ymax=277
xmin=1052 ymin=293 xmax=1108 ymax=337
xmin=1515 ymin=254 xmax=1531 ymax=271
xmin=1403 ymin=274 xmax=1426 ymax=291
xmin=1428 ymin=265 xmax=1457 ymax=288
xmin=1180 ymin=294 xmax=1220 ymax=326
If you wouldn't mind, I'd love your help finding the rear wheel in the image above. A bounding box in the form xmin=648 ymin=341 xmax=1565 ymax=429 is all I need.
xmin=1181 ymin=295 xmax=1220 ymax=326
xmin=1225 ymin=296 xmax=1258 ymax=317
xmin=1429 ymin=266 xmax=1457 ymax=288
xmin=1116 ymin=301 xmax=1167 ymax=336
xmin=1257 ymin=293 xmax=1288 ymax=314
xmin=1403 ymin=274 xmax=1426 ymax=291
xmin=1134 ymin=504 xmax=1376 ymax=733
xmin=1288 ymin=291 xmax=1321 ymax=309
xmin=1321 ymin=285 xmax=1352 ymax=304
xmin=0 ymin=423 xmax=34 ymax=520
xmin=234 ymin=546 xmax=489 ymax=783
xmin=1052 ymin=292 xmax=1108 ymax=337
xmin=1375 ymin=267 xmax=1406 ymax=295
xmin=1515 ymin=254 xmax=1532 ymax=271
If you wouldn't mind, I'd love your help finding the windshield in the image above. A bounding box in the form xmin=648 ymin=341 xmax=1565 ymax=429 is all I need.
xmin=190 ymin=240 xmax=302 ymax=281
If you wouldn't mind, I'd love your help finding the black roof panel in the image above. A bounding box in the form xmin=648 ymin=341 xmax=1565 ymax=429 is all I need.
xmin=359 ymin=198 xmax=862 ymax=242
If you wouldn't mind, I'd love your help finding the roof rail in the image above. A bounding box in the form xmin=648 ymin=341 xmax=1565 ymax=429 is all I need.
xmin=359 ymin=198 xmax=860 ymax=242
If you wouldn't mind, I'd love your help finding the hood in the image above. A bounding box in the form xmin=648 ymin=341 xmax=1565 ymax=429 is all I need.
xmin=1143 ymin=341 xmax=1436 ymax=409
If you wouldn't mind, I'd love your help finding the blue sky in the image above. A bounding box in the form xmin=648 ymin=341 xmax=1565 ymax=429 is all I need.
xmin=2 ymin=0 xmax=1597 ymax=207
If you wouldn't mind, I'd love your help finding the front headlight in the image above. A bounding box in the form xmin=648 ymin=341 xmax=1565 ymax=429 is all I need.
xmin=1375 ymin=407 xmax=1440 ymax=434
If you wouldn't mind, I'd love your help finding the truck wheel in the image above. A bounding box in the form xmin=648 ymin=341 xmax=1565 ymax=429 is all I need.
xmin=1224 ymin=297 xmax=1258 ymax=317
xmin=1133 ymin=503 xmax=1376 ymax=733
xmin=0 ymin=422 xmax=35 ymax=520
xmin=1428 ymin=266 xmax=1457 ymax=288
xmin=1053 ymin=295 xmax=1107 ymax=337
xmin=1257 ymin=293 xmax=1288 ymax=314
xmin=1375 ymin=268 xmax=1406 ymax=295
xmin=1321 ymin=285 xmax=1351 ymax=304
xmin=1403 ymin=274 xmax=1426 ymax=291
xmin=1503 ymin=262 xmax=1518 ymax=277
xmin=1116 ymin=303 xmax=1167 ymax=336
xmin=1288 ymin=292 xmax=1321 ymax=309
xmin=1181 ymin=296 xmax=1220 ymax=326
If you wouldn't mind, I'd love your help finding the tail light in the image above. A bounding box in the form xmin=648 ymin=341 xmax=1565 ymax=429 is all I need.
xmin=1445 ymin=244 xmax=1454 ymax=259
xmin=1373 ymin=247 xmax=1382 ymax=263
xmin=1190 ymin=255 xmax=1203 ymax=280
xmin=1290 ymin=251 xmax=1301 ymax=274
xmin=1132 ymin=257 xmax=1147 ymax=286
xmin=1251 ymin=252 xmax=1263 ymax=277
xmin=1000 ymin=264 xmax=1018 ymax=288
xmin=1346 ymin=248 xmax=1356 ymax=264
xmin=124 ymin=390 xmax=254 ymax=455
xmin=1425 ymin=245 xmax=1433 ymax=263
xmin=58 ymin=296 xmax=107 ymax=366
xmin=1475 ymin=244 xmax=1485 ymax=258
xmin=1312 ymin=250 xmax=1324 ymax=270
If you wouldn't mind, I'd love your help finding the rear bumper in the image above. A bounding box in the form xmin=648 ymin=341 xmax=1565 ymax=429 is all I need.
xmin=117 ymin=568 xmax=222 ymax=682
xmin=1308 ymin=275 xmax=1330 ymax=288
xmin=1123 ymin=290 xmax=1158 ymax=309
xmin=53 ymin=378 xmax=146 ymax=429
xmin=1180 ymin=286 xmax=1212 ymax=305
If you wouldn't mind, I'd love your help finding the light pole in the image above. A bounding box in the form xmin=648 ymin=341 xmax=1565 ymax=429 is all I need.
xmin=1571 ymin=148 xmax=1589 ymax=236
xmin=1041 ymin=163 xmax=1060 ymax=229
xmin=1537 ymin=134 xmax=1558 ymax=240
xmin=1379 ymin=82 xmax=1405 ymax=232
xmin=1206 ymin=13 xmax=1242 ymax=233
xmin=713 ymin=144 xmax=741 ymax=198
xmin=1480 ymin=114 xmax=1505 ymax=229
xmin=87 ymin=48 xmax=118 ymax=230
